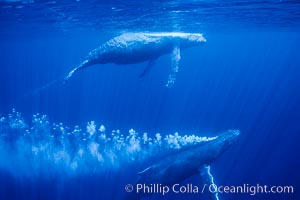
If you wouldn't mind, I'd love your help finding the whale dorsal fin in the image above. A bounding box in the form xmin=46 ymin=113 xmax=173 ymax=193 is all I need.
xmin=137 ymin=166 xmax=153 ymax=175
xmin=199 ymin=166 xmax=220 ymax=200
xmin=140 ymin=59 xmax=157 ymax=78
xmin=166 ymin=46 xmax=181 ymax=88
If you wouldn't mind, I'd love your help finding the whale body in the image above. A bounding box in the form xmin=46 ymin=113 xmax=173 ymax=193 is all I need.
xmin=125 ymin=130 xmax=240 ymax=200
xmin=65 ymin=32 xmax=206 ymax=87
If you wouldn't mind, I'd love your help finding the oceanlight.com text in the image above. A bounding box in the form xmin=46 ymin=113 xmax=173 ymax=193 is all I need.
xmin=125 ymin=183 xmax=294 ymax=196
xmin=206 ymin=183 xmax=294 ymax=196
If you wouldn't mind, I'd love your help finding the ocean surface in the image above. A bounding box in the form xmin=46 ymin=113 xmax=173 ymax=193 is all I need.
xmin=0 ymin=0 xmax=300 ymax=200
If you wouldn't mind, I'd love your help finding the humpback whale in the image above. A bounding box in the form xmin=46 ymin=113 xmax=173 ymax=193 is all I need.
xmin=65 ymin=32 xmax=206 ymax=87
xmin=125 ymin=130 xmax=240 ymax=200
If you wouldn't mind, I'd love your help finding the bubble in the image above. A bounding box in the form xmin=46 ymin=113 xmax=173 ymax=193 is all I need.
xmin=0 ymin=109 xmax=218 ymax=178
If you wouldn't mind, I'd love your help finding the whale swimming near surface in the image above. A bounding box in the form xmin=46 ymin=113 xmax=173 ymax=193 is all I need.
xmin=125 ymin=130 xmax=240 ymax=200
xmin=65 ymin=32 xmax=206 ymax=87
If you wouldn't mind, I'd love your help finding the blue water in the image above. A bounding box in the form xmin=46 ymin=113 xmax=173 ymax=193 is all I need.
xmin=1 ymin=0 xmax=300 ymax=200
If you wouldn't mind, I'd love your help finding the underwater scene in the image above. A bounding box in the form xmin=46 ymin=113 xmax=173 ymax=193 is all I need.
xmin=0 ymin=0 xmax=300 ymax=200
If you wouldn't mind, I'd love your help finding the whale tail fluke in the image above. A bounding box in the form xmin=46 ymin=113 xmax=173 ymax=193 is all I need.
xmin=64 ymin=59 xmax=90 ymax=83
xmin=15 ymin=78 xmax=62 ymax=104
xmin=64 ymin=67 xmax=79 ymax=83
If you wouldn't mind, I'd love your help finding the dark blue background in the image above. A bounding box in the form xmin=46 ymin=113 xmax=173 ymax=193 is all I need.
xmin=1 ymin=30 xmax=299 ymax=199
xmin=0 ymin=14 xmax=299 ymax=200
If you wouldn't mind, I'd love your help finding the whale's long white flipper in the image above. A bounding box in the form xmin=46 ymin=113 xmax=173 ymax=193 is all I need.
xmin=166 ymin=46 xmax=181 ymax=88
xmin=201 ymin=166 xmax=220 ymax=200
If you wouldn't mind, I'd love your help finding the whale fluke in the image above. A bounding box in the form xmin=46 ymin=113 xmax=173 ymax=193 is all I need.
xmin=64 ymin=59 xmax=90 ymax=82
xmin=64 ymin=68 xmax=77 ymax=82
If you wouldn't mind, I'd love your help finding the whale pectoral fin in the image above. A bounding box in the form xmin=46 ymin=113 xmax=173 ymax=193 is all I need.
xmin=166 ymin=46 xmax=181 ymax=88
xmin=200 ymin=166 xmax=220 ymax=200
xmin=140 ymin=59 xmax=157 ymax=78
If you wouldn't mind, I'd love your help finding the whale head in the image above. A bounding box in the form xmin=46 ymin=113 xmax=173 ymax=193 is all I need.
xmin=186 ymin=33 xmax=207 ymax=43
xmin=202 ymin=130 xmax=240 ymax=164
xmin=172 ymin=32 xmax=207 ymax=48
xmin=214 ymin=130 xmax=240 ymax=151
xmin=142 ymin=32 xmax=206 ymax=48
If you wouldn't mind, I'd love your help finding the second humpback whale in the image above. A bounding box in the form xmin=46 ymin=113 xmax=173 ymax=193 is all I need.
xmin=125 ymin=130 xmax=240 ymax=200
xmin=65 ymin=32 xmax=206 ymax=87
